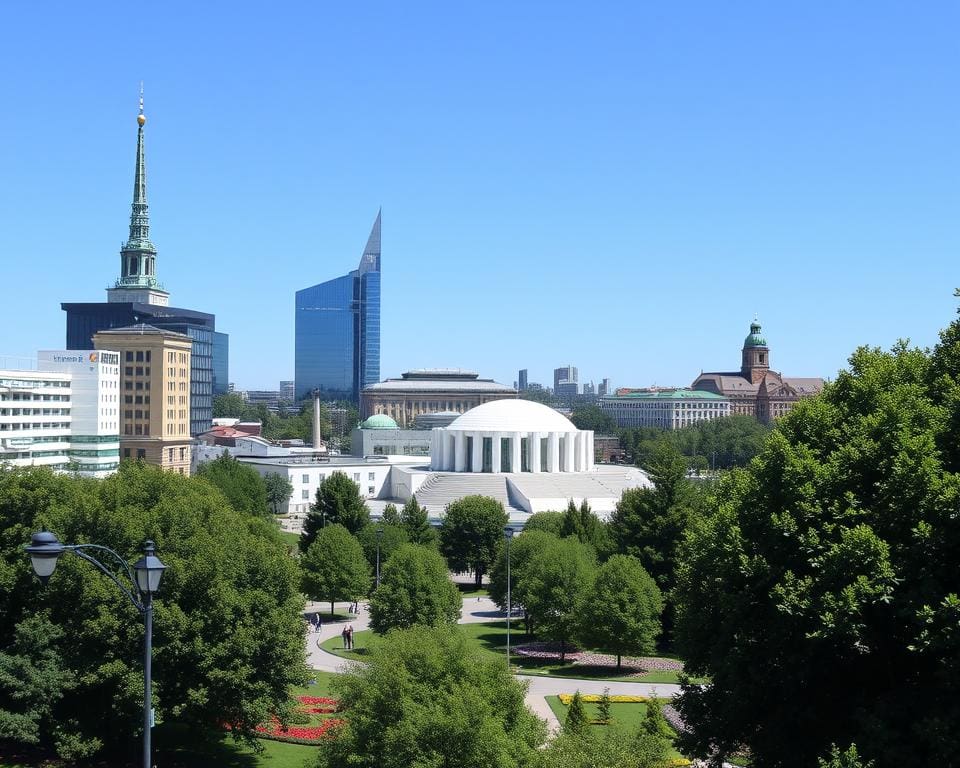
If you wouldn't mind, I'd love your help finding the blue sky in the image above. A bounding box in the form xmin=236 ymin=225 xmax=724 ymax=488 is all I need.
xmin=1 ymin=1 xmax=957 ymax=391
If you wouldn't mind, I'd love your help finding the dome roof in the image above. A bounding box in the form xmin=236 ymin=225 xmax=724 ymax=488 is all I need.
xmin=446 ymin=399 xmax=577 ymax=432
xmin=361 ymin=414 xmax=399 ymax=429
xmin=743 ymin=321 xmax=767 ymax=348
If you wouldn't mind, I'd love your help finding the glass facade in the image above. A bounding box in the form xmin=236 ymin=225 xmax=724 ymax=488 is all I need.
xmin=358 ymin=270 xmax=380 ymax=392
xmin=212 ymin=332 xmax=229 ymax=395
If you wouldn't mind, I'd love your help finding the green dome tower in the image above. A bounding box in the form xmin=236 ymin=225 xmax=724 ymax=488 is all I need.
xmin=741 ymin=319 xmax=770 ymax=384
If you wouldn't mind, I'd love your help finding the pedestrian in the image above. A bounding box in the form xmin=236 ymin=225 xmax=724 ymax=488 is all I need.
xmin=346 ymin=624 xmax=354 ymax=650
xmin=341 ymin=625 xmax=349 ymax=649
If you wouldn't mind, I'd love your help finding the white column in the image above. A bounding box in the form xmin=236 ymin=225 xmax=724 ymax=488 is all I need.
xmin=455 ymin=431 xmax=467 ymax=472
xmin=510 ymin=433 xmax=522 ymax=473
xmin=530 ymin=432 xmax=541 ymax=473
xmin=548 ymin=432 xmax=560 ymax=473
xmin=586 ymin=430 xmax=594 ymax=471
xmin=572 ymin=432 xmax=582 ymax=472
xmin=446 ymin=433 xmax=456 ymax=471
xmin=472 ymin=432 xmax=484 ymax=473
xmin=491 ymin=432 xmax=502 ymax=474
xmin=563 ymin=432 xmax=575 ymax=472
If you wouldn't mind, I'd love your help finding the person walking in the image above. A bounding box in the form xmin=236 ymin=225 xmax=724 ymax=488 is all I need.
xmin=341 ymin=625 xmax=349 ymax=649
xmin=346 ymin=624 xmax=354 ymax=650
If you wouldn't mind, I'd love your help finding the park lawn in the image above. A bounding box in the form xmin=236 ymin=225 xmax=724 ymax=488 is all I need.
xmin=277 ymin=530 xmax=300 ymax=550
xmin=455 ymin=583 xmax=489 ymax=597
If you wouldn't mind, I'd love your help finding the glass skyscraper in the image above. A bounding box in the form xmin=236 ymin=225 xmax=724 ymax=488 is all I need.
xmin=295 ymin=211 xmax=381 ymax=402
xmin=212 ymin=332 xmax=229 ymax=395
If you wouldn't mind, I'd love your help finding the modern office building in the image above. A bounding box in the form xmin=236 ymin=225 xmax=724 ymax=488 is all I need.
xmin=554 ymin=365 xmax=578 ymax=392
xmin=518 ymin=369 xmax=528 ymax=391
xmin=37 ymin=350 xmax=121 ymax=477
xmin=598 ymin=378 xmax=611 ymax=397
xmin=280 ymin=380 xmax=295 ymax=402
xmin=691 ymin=320 xmax=824 ymax=423
xmin=0 ymin=369 xmax=73 ymax=470
xmin=600 ymin=389 xmax=731 ymax=429
xmin=212 ymin=332 xmax=229 ymax=396
xmin=93 ymin=324 xmax=193 ymax=474
xmin=295 ymin=210 xmax=381 ymax=402
xmin=61 ymin=91 xmax=224 ymax=436
xmin=360 ymin=369 xmax=517 ymax=427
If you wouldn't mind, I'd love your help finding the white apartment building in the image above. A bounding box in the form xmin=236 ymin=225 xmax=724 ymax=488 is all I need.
xmin=0 ymin=370 xmax=73 ymax=469
xmin=38 ymin=351 xmax=121 ymax=477
xmin=600 ymin=389 xmax=731 ymax=430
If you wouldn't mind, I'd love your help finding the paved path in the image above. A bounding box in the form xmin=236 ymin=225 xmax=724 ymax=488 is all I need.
xmin=303 ymin=598 xmax=680 ymax=733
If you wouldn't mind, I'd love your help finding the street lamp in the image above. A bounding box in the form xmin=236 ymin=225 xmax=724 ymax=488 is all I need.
xmin=503 ymin=526 xmax=514 ymax=669
xmin=375 ymin=526 xmax=384 ymax=589
xmin=25 ymin=531 xmax=166 ymax=768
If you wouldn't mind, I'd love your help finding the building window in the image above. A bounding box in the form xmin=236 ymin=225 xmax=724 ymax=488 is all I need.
xmin=302 ymin=474 xmax=309 ymax=483
xmin=123 ymin=448 xmax=131 ymax=458
xmin=353 ymin=473 xmax=360 ymax=482
xmin=302 ymin=489 xmax=309 ymax=500
xmin=368 ymin=472 xmax=375 ymax=481
xmin=367 ymin=486 xmax=375 ymax=496
xmin=501 ymin=437 xmax=511 ymax=472
xmin=137 ymin=448 xmax=146 ymax=460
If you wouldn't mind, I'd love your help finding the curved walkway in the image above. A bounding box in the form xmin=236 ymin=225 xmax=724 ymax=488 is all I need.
xmin=303 ymin=598 xmax=680 ymax=733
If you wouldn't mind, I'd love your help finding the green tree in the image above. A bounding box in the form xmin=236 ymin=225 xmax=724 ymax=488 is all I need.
xmin=560 ymin=499 xmax=614 ymax=559
xmin=300 ymin=471 xmax=370 ymax=551
xmin=580 ymin=555 xmax=662 ymax=669
xmin=439 ymin=495 xmax=509 ymax=587
xmin=212 ymin=392 xmax=255 ymax=419
xmin=300 ymin=524 xmax=372 ymax=615
xmin=264 ymin=471 xmax=294 ymax=515
xmin=195 ymin=451 xmax=269 ymax=517
xmin=400 ymin=496 xmax=436 ymax=546
xmin=488 ymin=530 xmax=558 ymax=635
xmin=368 ymin=544 xmax=461 ymax=633
xmin=536 ymin=725 xmax=671 ymax=768
xmin=564 ymin=691 xmax=588 ymax=735
xmin=522 ymin=511 xmax=564 ymax=537
xmin=381 ymin=503 xmax=401 ymax=525
xmin=639 ymin=696 xmax=672 ymax=740
xmin=819 ymin=744 xmax=873 ymax=768
xmin=673 ymin=319 xmax=960 ymax=768
xmin=313 ymin=624 xmax=546 ymax=768
xmin=0 ymin=463 xmax=307 ymax=761
xmin=356 ymin=522 xmax=409 ymax=574
xmin=597 ymin=687 xmax=612 ymax=724
xmin=570 ymin=404 xmax=618 ymax=433
xmin=524 ymin=537 xmax=596 ymax=660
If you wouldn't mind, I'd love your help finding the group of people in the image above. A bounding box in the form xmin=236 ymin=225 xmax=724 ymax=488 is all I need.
xmin=341 ymin=624 xmax=355 ymax=649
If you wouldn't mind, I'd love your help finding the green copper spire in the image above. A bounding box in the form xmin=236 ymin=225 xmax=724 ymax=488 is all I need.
xmin=126 ymin=83 xmax=154 ymax=252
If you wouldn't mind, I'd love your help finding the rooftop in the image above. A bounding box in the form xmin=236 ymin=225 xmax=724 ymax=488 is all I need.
xmin=401 ymin=369 xmax=479 ymax=380
xmin=93 ymin=323 xmax=190 ymax=339
xmin=445 ymin=399 xmax=577 ymax=432
xmin=604 ymin=389 xmax=728 ymax=400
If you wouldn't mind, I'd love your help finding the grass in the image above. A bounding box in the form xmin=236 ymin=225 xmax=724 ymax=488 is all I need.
xmin=322 ymin=621 xmax=696 ymax=684
xmin=277 ymin=530 xmax=301 ymax=550
xmin=455 ymin=583 xmax=489 ymax=596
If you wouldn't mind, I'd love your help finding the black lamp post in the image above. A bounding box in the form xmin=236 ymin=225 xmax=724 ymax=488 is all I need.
xmin=375 ymin=526 xmax=384 ymax=588
xmin=25 ymin=531 xmax=166 ymax=768
xmin=503 ymin=526 xmax=514 ymax=668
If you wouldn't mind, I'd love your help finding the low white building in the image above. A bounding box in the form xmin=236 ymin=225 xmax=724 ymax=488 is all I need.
xmin=0 ymin=369 xmax=73 ymax=470
xmin=600 ymin=389 xmax=731 ymax=430
xmin=38 ymin=350 xmax=121 ymax=477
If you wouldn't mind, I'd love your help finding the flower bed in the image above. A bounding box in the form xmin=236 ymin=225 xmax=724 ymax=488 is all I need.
xmin=255 ymin=717 xmax=344 ymax=744
xmin=558 ymin=693 xmax=654 ymax=705
xmin=298 ymin=695 xmax=339 ymax=714
xmin=514 ymin=643 xmax=684 ymax=676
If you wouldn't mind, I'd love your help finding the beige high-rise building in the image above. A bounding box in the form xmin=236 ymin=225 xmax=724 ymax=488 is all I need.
xmin=93 ymin=324 xmax=192 ymax=474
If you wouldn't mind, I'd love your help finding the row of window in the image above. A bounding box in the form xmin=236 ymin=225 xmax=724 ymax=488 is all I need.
xmin=0 ymin=422 xmax=70 ymax=431
xmin=1 ymin=393 xmax=69 ymax=401
xmin=0 ymin=408 xmax=71 ymax=416
xmin=0 ymin=379 xmax=69 ymax=389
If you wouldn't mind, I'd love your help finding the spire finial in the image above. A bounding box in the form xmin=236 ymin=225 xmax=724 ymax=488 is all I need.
xmin=137 ymin=82 xmax=146 ymax=126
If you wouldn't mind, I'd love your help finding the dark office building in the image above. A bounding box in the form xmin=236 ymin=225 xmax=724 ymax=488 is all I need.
xmin=212 ymin=332 xmax=229 ymax=396
xmin=518 ymin=369 xmax=528 ymax=391
xmin=295 ymin=210 xmax=381 ymax=402
xmin=60 ymin=91 xmax=224 ymax=436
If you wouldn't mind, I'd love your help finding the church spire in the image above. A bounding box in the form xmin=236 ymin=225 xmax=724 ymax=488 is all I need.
xmin=126 ymin=83 xmax=154 ymax=252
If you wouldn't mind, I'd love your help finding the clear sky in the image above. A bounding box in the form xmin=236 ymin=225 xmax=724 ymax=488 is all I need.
xmin=1 ymin=2 xmax=957 ymax=391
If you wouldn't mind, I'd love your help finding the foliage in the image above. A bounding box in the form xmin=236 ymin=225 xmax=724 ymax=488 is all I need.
xmin=212 ymin=392 xmax=251 ymax=419
xmin=439 ymin=495 xmax=509 ymax=587
xmin=580 ymin=555 xmax=662 ymax=668
xmin=522 ymin=511 xmax=564 ymax=537
xmin=535 ymin=723 xmax=672 ymax=768
xmin=400 ymin=496 xmax=436 ymax=546
xmin=300 ymin=524 xmax=371 ymax=613
xmin=570 ymin=405 xmax=618 ymax=434
xmin=210 ymin=394 xmax=353 ymax=445
xmin=381 ymin=503 xmax=400 ymax=525
xmin=524 ymin=537 xmax=597 ymax=659
xmin=519 ymin=388 xmax=555 ymax=405
xmin=0 ymin=463 xmax=308 ymax=761
xmin=195 ymin=451 xmax=269 ymax=518
xmin=560 ymin=499 xmax=614 ymax=559
xmin=312 ymin=624 xmax=546 ymax=768
xmin=264 ymin=472 xmax=294 ymax=516
xmin=564 ymin=691 xmax=588 ymax=735
xmin=597 ymin=688 xmax=612 ymax=724
xmin=488 ymin=530 xmax=559 ymax=635
xmin=639 ymin=696 xmax=672 ymax=741
xmin=673 ymin=320 xmax=960 ymax=768
xmin=819 ymin=744 xmax=873 ymax=768
xmin=368 ymin=544 xmax=461 ymax=633
xmin=300 ymin=471 xmax=370 ymax=551
xmin=356 ymin=522 xmax=409 ymax=573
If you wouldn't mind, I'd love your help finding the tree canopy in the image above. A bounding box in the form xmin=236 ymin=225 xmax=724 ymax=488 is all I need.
xmin=368 ymin=544 xmax=461 ymax=633
xmin=300 ymin=471 xmax=370 ymax=551
xmin=313 ymin=624 xmax=546 ymax=768
xmin=522 ymin=511 xmax=564 ymax=537
xmin=488 ymin=530 xmax=558 ymax=635
xmin=300 ymin=524 xmax=371 ymax=614
xmin=356 ymin=521 xmax=409 ymax=573
xmin=0 ymin=463 xmax=307 ymax=761
xmin=673 ymin=317 xmax=960 ymax=768
xmin=569 ymin=404 xmax=618 ymax=434
xmin=195 ymin=451 xmax=269 ymax=517
xmin=439 ymin=495 xmax=509 ymax=587
xmin=264 ymin=471 xmax=294 ymax=515
xmin=400 ymin=496 xmax=436 ymax=546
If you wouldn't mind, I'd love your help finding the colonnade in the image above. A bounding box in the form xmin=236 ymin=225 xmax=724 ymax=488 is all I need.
xmin=430 ymin=429 xmax=594 ymax=473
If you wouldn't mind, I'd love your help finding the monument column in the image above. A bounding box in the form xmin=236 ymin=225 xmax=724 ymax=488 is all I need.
xmin=491 ymin=432 xmax=502 ymax=474
xmin=530 ymin=432 xmax=542 ymax=473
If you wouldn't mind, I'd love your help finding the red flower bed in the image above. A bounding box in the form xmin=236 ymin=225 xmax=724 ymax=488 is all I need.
xmin=298 ymin=695 xmax=339 ymax=714
xmin=256 ymin=717 xmax=344 ymax=744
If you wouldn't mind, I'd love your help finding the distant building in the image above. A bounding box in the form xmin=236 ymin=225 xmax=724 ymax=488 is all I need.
xmin=0 ymin=368 xmax=73 ymax=470
xmin=555 ymin=380 xmax=579 ymax=400
xmin=582 ymin=381 xmax=595 ymax=396
xmin=518 ymin=369 xmax=528 ymax=391
xmin=212 ymin=332 xmax=229 ymax=396
xmin=280 ymin=380 xmax=295 ymax=402
xmin=295 ymin=210 xmax=381 ymax=402
xmin=598 ymin=378 xmax=611 ymax=397
xmin=37 ymin=350 xmax=121 ymax=477
xmin=600 ymin=389 xmax=731 ymax=430
xmin=554 ymin=365 xmax=578 ymax=392
xmin=691 ymin=320 xmax=824 ymax=424
xmin=244 ymin=390 xmax=281 ymax=410
xmin=350 ymin=414 xmax=432 ymax=458
xmin=361 ymin=369 xmax=516 ymax=427
xmin=93 ymin=324 xmax=193 ymax=474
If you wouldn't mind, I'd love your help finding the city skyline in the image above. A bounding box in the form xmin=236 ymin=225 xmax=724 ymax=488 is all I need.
xmin=1 ymin=3 xmax=958 ymax=391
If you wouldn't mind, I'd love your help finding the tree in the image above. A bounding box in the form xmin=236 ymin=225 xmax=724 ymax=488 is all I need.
xmin=522 ymin=511 xmax=564 ymax=537
xmin=564 ymin=691 xmax=588 ymax=735
xmin=597 ymin=688 xmax=612 ymax=724
xmin=639 ymin=696 xmax=672 ymax=741
xmin=570 ymin=404 xmax=617 ymax=434
xmin=488 ymin=530 xmax=559 ymax=635
xmin=381 ymin=503 xmax=401 ymax=525
xmin=212 ymin=392 xmax=255 ymax=419
xmin=0 ymin=463 xmax=307 ymax=761
xmin=300 ymin=471 xmax=370 ymax=551
xmin=300 ymin=524 xmax=372 ymax=615
xmin=356 ymin=522 xmax=409 ymax=573
xmin=313 ymin=624 xmax=546 ymax=768
xmin=560 ymin=499 xmax=614 ymax=560
xmin=195 ymin=451 xmax=269 ymax=517
xmin=400 ymin=496 xmax=436 ymax=546
xmin=536 ymin=724 xmax=671 ymax=768
xmin=439 ymin=495 xmax=509 ymax=587
xmin=368 ymin=544 xmax=461 ymax=633
xmin=580 ymin=555 xmax=662 ymax=669
xmin=524 ymin=537 xmax=596 ymax=660
xmin=673 ymin=315 xmax=960 ymax=768
xmin=819 ymin=745 xmax=873 ymax=768
xmin=264 ymin=471 xmax=294 ymax=515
